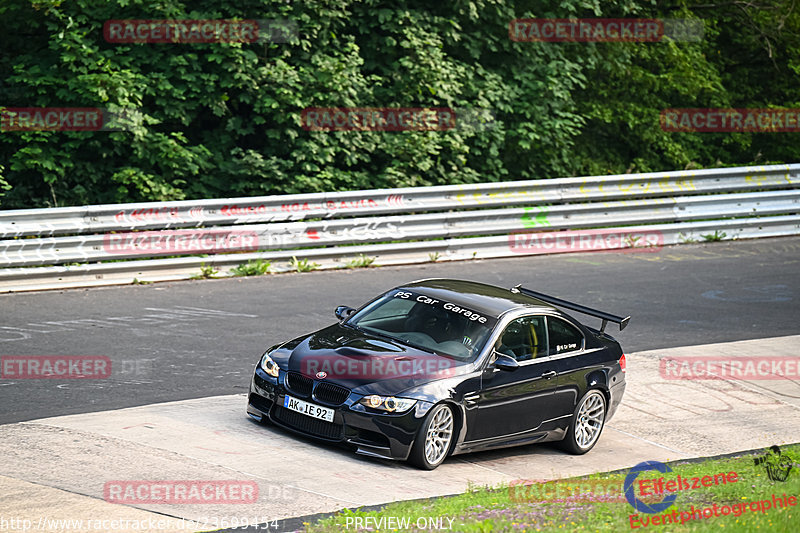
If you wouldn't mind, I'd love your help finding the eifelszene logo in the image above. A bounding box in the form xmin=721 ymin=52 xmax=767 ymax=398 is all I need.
xmin=625 ymin=460 xmax=740 ymax=517
xmin=625 ymin=461 xmax=679 ymax=514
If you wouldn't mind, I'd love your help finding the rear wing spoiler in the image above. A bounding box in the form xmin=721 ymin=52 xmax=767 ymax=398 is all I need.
xmin=510 ymin=285 xmax=631 ymax=333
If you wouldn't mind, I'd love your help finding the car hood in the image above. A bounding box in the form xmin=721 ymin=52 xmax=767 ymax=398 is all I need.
xmin=272 ymin=324 xmax=473 ymax=396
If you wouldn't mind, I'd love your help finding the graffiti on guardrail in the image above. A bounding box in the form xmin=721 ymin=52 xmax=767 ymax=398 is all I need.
xmin=520 ymin=206 xmax=551 ymax=228
xmin=454 ymin=188 xmax=551 ymax=206
xmin=577 ymin=178 xmax=697 ymax=196
xmin=453 ymin=177 xmax=701 ymax=207
xmin=314 ymin=221 xmax=406 ymax=242
xmin=113 ymin=207 xmax=184 ymax=222
xmin=100 ymin=221 xmax=407 ymax=254
xmin=0 ymin=164 xmax=797 ymax=291
xmin=220 ymin=196 xmax=400 ymax=217
xmin=106 ymin=196 xmax=406 ymax=226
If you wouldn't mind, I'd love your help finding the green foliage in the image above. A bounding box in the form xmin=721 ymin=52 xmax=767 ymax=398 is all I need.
xmin=701 ymin=230 xmax=727 ymax=242
xmin=344 ymin=254 xmax=376 ymax=268
xmin=0 ymin=163 xmax=9 ymax=205
xmin=624 ymin=234 xmax=642 ymax=248
xmin=191 ymin=263 xmax=221 ymax=279
xmin=1 ymin=0 xmax=799 ymax=209
xmin=230 ymin=258 xmax=271 ymax=276
xmin=290 ymin=256 xmax=319 ymax=272
xmin=304 ymin=444 xmax=800 ymax=532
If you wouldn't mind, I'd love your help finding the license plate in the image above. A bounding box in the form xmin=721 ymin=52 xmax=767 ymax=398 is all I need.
xmin=283 ymin=395 xmax=334 ymax=423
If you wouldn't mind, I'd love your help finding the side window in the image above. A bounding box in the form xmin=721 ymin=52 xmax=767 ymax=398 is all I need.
xmin=547 ymin=317 xmax=583 ymax=355
xmin=495 ymin=316 xmax=547 ymax=362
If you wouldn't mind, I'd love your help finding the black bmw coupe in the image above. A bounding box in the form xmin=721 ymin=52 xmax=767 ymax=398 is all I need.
xmin=247 ymin=279 xmax=629 ymax=469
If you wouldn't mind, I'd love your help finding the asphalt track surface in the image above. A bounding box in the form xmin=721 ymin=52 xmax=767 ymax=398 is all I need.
xmin=1 ymin=237 xmax=800 ymax=425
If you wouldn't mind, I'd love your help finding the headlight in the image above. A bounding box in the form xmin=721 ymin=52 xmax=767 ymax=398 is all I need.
xmin=359 ymin=395 xmax=417 ymax=413
xmin=260 ymin=352 xmax=280 ymax=378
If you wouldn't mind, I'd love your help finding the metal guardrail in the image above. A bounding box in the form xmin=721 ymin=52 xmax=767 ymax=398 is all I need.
xmin=0 ymin=164 xmax=798 ymax=292
xmin=1 ymin=164 xmax=796 ymax=237
xmin=4 ymin=190 xmax=800 ymax=267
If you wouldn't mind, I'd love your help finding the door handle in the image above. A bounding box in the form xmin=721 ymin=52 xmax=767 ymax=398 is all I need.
xmin=541 ymin=371 xmax=557 ymax=379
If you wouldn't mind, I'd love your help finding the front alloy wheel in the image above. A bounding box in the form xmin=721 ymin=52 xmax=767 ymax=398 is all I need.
xmin=409 ymin=403 xmax=454 ymax=470
xmin=561 ymin=389 xmax=606 ymax=454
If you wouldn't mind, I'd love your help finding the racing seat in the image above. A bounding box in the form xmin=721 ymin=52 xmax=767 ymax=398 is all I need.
xmin=405 ymin=304 xmax=451 ymax=344
xmin=497 ymin=318 xmax=545 ymax=362
xmin=498 ymin=324 xmax=532 ymax=361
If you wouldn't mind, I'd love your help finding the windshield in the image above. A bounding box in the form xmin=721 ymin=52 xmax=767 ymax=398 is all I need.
xmin=348 ymin=289 xmax=497 ymax=361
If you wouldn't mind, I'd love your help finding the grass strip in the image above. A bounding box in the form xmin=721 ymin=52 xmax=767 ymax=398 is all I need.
xmin=301 ymin=444 xmax=800 ymax=532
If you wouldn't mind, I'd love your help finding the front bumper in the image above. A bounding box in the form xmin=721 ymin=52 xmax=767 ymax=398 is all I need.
xmin=247 ymin=367 xmax=429 ymax=461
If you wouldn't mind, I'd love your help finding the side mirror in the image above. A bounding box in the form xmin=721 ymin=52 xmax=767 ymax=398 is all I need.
xmin=335 ymin=306 xmax=356 ymax=321
xmin=493 ymin=353 xmax=520 ymax=372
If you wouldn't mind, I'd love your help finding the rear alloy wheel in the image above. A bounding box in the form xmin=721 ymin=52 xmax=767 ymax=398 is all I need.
xmin=409 ymin=403 xmax=454 ymax=470
xmin=560 ymin=389 xmax=607 ymax=454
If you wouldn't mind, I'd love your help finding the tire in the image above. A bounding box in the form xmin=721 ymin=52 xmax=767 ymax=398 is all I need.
xmin=408 ymin=403 xmax=455 ymax=470
xmin=560 ymin=389 xmax=607 ymax=455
